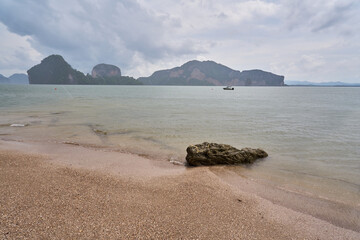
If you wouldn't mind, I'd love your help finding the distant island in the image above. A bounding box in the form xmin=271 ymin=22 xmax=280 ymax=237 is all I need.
xmin=2 ymin=55 xmax=360 ymax=86
xmin=0 ymin=73 xmax=29 ymax=84
xmin=139 ymin=60 xmax=284 ymax=86
xmin=24 ymin=54 xmax=285 ymax=86
xmin=285 ymin=80 xmax=360 ymax=87
xmin=27 ymin=55 xmax=142 ymax=85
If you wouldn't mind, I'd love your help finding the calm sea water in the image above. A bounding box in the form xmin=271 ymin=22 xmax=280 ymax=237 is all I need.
xmin=1 ymin=85 xmax=359 ymax=205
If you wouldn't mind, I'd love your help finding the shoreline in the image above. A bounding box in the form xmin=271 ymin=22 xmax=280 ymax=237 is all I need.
xmin=211 ymin=167 xmax=360 ymax=232
xmin=1 ymin=138 xmax=359 ymax=239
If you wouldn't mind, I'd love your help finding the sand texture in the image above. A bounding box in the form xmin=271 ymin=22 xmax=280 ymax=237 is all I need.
xmin=1 ymin=140 xmax=359 ymax=239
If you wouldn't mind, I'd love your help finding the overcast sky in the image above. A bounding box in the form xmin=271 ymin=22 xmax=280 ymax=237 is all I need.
xmin=0 ymin=0 xmax=359 ymax=82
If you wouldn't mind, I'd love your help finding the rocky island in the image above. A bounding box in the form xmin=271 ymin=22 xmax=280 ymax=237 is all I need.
xmin=27 ymin=55 xmax=142 ymax=85
xmin=138 ymin=60 xmax=284 ymax=86
xmin=28 ymin=55 xmax=87 ymax=84
xmin=92 ymin=63 xmax=121 ymax=78
xmin=26 ymin=54 xmax=284 ymax=86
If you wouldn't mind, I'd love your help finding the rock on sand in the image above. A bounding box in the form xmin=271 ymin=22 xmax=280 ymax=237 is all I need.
xmin=186 ymin=142 xmax=268 ymax=166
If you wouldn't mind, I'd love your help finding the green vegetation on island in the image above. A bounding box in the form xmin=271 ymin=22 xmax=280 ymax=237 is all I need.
xmin=26 ymin=54 xmax=285 ymax=86
xmin=27 ymin=55 xmax=142 ymax=85
xmin=139 ymin=60 xmax=285 ymax=86
xmin=28 ymin=55 xmax=86 ymax=84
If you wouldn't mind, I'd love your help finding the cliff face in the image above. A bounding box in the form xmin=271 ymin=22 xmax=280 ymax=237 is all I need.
xmin=91 ymin=64 xmax=121 ymax=78
xmin=27 ymin=55 xmax=141 ymax=85
xmin=138 ymin=60 xmax=284 ymax=86
xmin=234 ymin=70 xmax=284 ymax=86
xmin=88 ymin=63 xmax=142 ymax=85
xmin=26 ymin=55 xmax=283 ymax=86
xmin=27 ymin=55 xmax=87 ymax=84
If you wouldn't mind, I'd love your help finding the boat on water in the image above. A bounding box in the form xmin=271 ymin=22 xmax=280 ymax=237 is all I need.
xmin=223 ymin=86 xmax=234 ymax=90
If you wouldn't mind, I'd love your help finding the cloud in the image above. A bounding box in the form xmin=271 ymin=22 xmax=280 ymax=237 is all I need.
xmin=282 ymin=0 xmax=358 ymax=33
xmin=0 ymin=0 xmax=203 ymax=75
xmin=0 ymin=23 xmax=42 ymax=76
xmin=0 ymin=0 xmax=359 ymax=82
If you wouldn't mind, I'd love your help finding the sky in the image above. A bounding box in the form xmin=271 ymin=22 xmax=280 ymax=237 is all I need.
xmin=0 ymin=0 xmax=359 ymax=83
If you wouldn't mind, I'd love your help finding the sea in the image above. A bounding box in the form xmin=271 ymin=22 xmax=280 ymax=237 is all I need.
xmin=0 ymin=85 xmax=359 ymax=206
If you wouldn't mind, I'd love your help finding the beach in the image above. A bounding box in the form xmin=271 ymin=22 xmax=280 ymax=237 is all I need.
xmin=1 ymin=139 xmax=359 ymax=239
xmin=1 ymin=85 xmax=360 ymax=239
xmin=1 ymin=0 xmax=360 ymax=238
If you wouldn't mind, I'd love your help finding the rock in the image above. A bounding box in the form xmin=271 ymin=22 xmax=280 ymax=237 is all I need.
xmin=27 ymin=55 xmax=87 ymax=84
xmin=91 ymin=64 xmax=121 ymax=78
xmin=138 ymin=60 xmax=284 ymax=86
xmin=93 ymin=128 xmax=107 ymax=135
xmin=27 ymin=55 xmax=141 ymax=85
xmin=185 ymin=142 xmax=268 ymax=166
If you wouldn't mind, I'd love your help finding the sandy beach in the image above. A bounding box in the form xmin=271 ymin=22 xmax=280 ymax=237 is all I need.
xmin=0 ymin=139 xmax=359 ymax=239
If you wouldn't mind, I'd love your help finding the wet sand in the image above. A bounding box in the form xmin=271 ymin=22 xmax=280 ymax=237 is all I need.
xmin=0 ymin=139 xmax=359 ymax=239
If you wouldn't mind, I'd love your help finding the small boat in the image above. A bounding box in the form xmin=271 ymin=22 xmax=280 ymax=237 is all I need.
xmin=223 ymin=86 xmax=234 ymax=90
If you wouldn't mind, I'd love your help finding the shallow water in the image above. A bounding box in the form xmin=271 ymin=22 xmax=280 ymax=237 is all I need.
xmin=0 ymin=85 xmax=359 ymax=205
